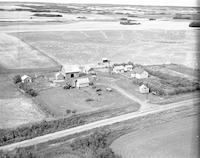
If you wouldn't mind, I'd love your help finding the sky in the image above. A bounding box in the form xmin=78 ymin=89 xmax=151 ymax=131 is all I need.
xmin=0 ymin=0 xmax=198 ymax=7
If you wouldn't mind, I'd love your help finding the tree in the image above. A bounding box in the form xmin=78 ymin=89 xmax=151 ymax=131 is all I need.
xmin=13 ymin=75 xmax=21 ymax=84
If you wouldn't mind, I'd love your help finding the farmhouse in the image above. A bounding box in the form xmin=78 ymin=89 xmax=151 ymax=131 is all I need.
xmin=61 ymin=65 xmax=81 ymax=79
xmin=21 ymin=75 xmax=32 ymax=83
xmin=131 ymin=67 xmax=148 ymax=79
xmin=75 ymin=78 xmax=90 ymax=88
xmin=139 ymin=84 xmax=149 ymax=94
xmin=113 ymin=65 xmax=125 ymax=73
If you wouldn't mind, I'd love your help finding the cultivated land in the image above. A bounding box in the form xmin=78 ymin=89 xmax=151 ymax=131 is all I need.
xmin=0 ymin=75 xmax=45 ymax=129
xmin=0 ymin=33 xmax=57 ymax=71
xmin=12 ymin=28 xmax=197 ymax=67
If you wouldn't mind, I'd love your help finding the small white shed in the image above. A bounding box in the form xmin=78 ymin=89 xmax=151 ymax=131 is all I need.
xmin=21 ymin=75 xmax=32 ymax=83
xmin=113 ymin=65 xmax=125 ymax=74
xmin=75 ymin=78 xmax=90 ymax=88
xmin=139 ymin=84 xmax=149 ymax=94
xmin=55 ymin=72 xmax=64 ymax=80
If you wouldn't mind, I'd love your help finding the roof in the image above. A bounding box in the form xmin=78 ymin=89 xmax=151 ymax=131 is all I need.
xmin=76 ymin=78 xmax=90 ymax=84
xmin=132 ymin=67 xmax=146 ymax=74
xmin=62 ymin=65 xmax=81 ymax=73
xmin=21 ymin=75 xmax=31 ymax=80
xmin=125 ymin=65 xmax=133 ymax=68
xmin=113 ymin=65 xmax=124 ymax=70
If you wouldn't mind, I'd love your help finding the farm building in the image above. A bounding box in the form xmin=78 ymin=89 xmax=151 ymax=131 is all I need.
xmin=75 ymin=78 xmax=90 ymax=88
xmin=55 ymin=72 xmax=64 ymax=80
xmin=139 ymin=84 xmax=149 ymax=94
xmin=113 ymin=65 xmax=125 ymax=73
xmin=124 ymin=65 xmax=133 ymax=71
xmin=61 ymin=65 xmax=81 ymax=79
xmin=131 ymin=67 xmax=148 ymax=79
xmin=21 ymin=75 xmax=32 ymax=83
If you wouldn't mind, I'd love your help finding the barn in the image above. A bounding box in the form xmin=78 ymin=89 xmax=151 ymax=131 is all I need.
xmin=61 ymin=65 xmax=81 ymax=79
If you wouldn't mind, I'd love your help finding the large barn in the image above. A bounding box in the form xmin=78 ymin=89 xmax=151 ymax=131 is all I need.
xmin=61 ymin=65 xmax=81 ymax=79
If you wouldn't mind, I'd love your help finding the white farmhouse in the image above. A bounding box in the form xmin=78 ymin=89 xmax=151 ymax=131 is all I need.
xmin=21 ymin=75 xmax=32 ymax=83
xmin=139 ymin=84 xmax=149 ymax=94
xmin=131 ymin=67 xmax=148 ymax=79
xmin=75 ymin=78 xmax=90 ymax=88
xmin=113 ymin=65 xmax=125 ymax=74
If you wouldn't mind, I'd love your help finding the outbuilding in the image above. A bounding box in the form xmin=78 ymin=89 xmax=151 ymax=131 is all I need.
xmin=55 ymin=72 xmax=65 ymax=80
xmin=21 ymin=75 xmax=32 ymax=83
xmin=75 ymin=78 xmax=90 ymax=88
xmin=61 ymin=65 xmax=81 ymax=79
xmin=139 ymin=84 xmax=149 ymax=94
xmin=124 ymin=65 xmax=133 ymax=72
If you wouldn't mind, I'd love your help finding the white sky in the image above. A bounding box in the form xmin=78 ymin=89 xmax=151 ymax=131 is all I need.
xmin=0 ymin=0 xmax=198 ymax=7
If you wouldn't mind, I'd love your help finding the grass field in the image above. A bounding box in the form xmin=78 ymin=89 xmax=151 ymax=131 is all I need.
xmin=0 ymin=33 xmax=57 ymax=71
xmin=111 ymin=115 xmax=198 ymax=158
xmin=0 ymin=75 xmax=45 ymax=129
xmin=36 ymin=85 xmax=137 ymax=117
xmin=12 ymin=29 xmax=198 ymax=67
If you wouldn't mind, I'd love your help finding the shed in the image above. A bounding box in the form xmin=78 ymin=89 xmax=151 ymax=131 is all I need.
xmin=131 ymin=67 xmax=148 ymax=79
xmin=75 ymin=78 xmax=90 ymax=88
xmin=21 ymin=75 xmax=32 ymax=83
xmin=61 ymin=65 xmax=81 ymax=79
xmin=55 ymin=72 xmax=64 ymax=80
xmin=139 ymin=84 xmax=149 ymax=94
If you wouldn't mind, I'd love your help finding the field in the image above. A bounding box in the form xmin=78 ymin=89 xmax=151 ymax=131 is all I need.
xmin=0 ymin=33 xmax=57 ymax=71
xmin=111 ymin=115 xmax=198 ymax=158
xmin=12 ymin=28 xmax=198 ymax=68
xmin=0 ymin=75 xmax=45 ymax=129
xmin=36 ymin=85 xmax=138 ymax=117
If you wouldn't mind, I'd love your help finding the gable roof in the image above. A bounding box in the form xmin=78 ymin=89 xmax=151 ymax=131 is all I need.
xmin=21 ymin=75 xmax=31 ymax=81
xmin=62 ymin=65 xmax=81 ymax=73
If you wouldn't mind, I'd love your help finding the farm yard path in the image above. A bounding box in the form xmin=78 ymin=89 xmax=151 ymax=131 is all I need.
xmin=0 ymin=97 xmax=199 ymax=151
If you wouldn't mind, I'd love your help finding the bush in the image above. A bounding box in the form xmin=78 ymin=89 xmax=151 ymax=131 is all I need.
xmin=86 ymin=98 xmax=94 ymax=102
xmin=13 ymin=75 xmax=21 ymax=84
xmin=26 ymin=89 xmax=38 ymax=97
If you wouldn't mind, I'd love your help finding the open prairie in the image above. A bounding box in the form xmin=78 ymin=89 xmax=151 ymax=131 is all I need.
xmin=12 ymin=27 xmax=198 ymax=68
xmin=0 ymin=33 xmax=57 ymax=71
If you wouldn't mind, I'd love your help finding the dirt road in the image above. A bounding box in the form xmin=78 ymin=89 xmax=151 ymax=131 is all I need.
xmin=0 ymin=97 xmax=199 ymax=151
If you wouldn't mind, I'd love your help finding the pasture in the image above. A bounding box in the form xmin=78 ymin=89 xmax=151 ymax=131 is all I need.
xmin=0 ymin=33 xmax=57 ymax=71
xmin=36 ymin=85 xmax=138 ymax=117
xmin=12 ymin=28 xmax=197 ymax=68
xmin=0 ymin=75 xmax=45 ymax=129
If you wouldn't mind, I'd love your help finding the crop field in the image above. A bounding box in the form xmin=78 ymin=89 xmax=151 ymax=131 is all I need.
xmin=12 ymin=29 xmax=197 ymax=67
xmin=0 ymin=33 xmax=57 ymax=71
xmin=36 ymin=85 xmax=137 ymax=117
xmin=0 ymin=75 xmax=45 ymax=129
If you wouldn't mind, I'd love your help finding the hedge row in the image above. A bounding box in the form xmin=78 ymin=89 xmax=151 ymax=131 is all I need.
xmin=0 ymin=116 xmax=85 ymax=146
